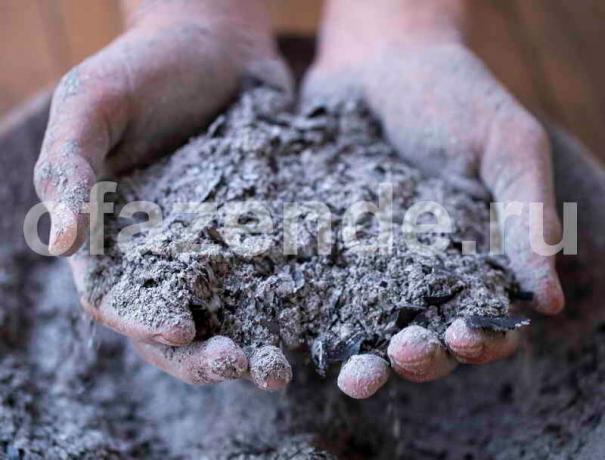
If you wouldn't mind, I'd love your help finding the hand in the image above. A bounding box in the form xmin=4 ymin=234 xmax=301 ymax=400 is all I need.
xmin=34 ymin=0 xmax=292 ymax=390
xmin=304 ymin=0 xmax=564 ymax=398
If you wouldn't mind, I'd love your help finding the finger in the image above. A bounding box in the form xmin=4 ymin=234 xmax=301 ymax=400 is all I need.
xmin=248 ymin=346 xmax=292 ymax=391
xmin=482 ymin=110 xmax=564 ymax=314
xmin=133 ymin=336 xmax=248 ymax=385
xmin=69 ymin=256 xmax=195 ymax=346
xmin=33 ymin=56 xmax=129 ymax=256
xmin=337 ymin=354 xmax=390 ymax=399
xmin=444 ymin=318 xmax=520 ymax=365
xmin=80 ymin=293 xmax=195 ymax=347
xmin=387 ymin=325 xmax=457 ymax=382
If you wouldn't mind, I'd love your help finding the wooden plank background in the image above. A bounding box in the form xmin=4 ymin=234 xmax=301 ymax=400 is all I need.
xmin=1 ymin=0 xmax=604 ymax=160
xmin=0 ymin=0 xmax=123 ymax=114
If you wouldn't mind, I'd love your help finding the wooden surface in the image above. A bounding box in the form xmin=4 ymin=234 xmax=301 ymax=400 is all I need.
xmin=466 ymin=0 xmax=605 ymax=162
xmin=1 ymin=0 xmax=604 ymax=160
xmin=0 ymin=0 xmax=123 ymax=115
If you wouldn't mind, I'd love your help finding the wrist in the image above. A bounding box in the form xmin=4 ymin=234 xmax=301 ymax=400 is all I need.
xmin=124 ymin=0 xmax=265 ymax=28
xmin=316 ymin=0 xmax=469 ymax=69
xmin=121 ymin=0 xmax=279 ymax=68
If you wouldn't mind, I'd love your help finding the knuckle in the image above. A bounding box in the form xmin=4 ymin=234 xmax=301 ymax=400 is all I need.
xmin=55 ymin=66 xmax=84 ymax=102
xmin=518 ymin=115 xmax=549 ymax=151
xmin=54 ymin=60 xmax=121 ymax=113
xmin=487 ymin=109 xmax=553 ymax=198
xmin=501 ymin=108 xmax=550 ymax=155
xmin=54 ymin=61 xmax=102 ymax=106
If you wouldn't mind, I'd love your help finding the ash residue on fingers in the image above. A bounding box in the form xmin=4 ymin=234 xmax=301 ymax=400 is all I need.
xmin=249 ymin=345 xmax=293 ymax=390
xmin=34 ymin=161 xmax=89 ymax=218
xmin=200 ymin=336 xmax=248 ymax=381
xmin=56 ymin=67 xmax=82 ymax=102
xmin=82 ymin=86 xmax=521 ymax=374
xmin=34 ymin=140 xmax=91 ymax=211
xmin=337 ymin=354 xmax=389 ymax=399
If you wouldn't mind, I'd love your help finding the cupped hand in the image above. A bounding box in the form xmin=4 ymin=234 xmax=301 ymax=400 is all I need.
xmin=34 ymin=0 xmax=292 ymax=390
xmin=304 ymin=42 xmax=564 ymax=398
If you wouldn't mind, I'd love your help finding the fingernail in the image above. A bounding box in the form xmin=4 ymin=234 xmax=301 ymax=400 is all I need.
xmin=48 ymin=205 xmax=78 ymax=256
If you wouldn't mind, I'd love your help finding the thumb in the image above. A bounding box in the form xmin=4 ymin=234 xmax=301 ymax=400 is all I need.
xmin=33 ymin=63 xmax=127 ymax=256
xmin=482 ymin=110 xmax=565 ymax=315
xmin=34 ymin=144 xmax=96 ymax=256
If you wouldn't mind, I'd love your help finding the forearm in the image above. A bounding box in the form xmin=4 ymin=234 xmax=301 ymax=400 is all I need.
xmin=316 ymin=0 xmax=470 ymax=68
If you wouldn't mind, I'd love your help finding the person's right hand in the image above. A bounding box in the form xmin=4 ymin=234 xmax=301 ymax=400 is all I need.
xmin=33 ymin=0 xmax=293 ymax=390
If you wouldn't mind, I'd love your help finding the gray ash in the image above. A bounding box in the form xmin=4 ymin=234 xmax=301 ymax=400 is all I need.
xmin=79 ymin=86 xmax=522 ymax=372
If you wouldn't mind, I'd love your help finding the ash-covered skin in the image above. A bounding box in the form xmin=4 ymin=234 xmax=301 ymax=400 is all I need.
xmin=80 ymin=86 xmax=524 ymax=373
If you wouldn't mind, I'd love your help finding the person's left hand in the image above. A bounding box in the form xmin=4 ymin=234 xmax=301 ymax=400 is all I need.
xmin=303 ymin=41 xmax=564 ymax=399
